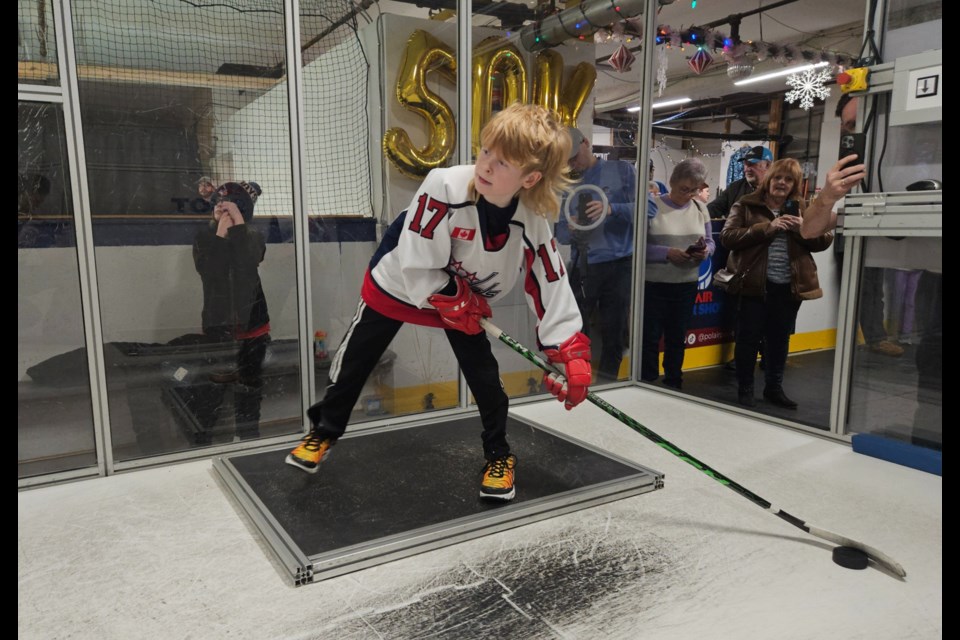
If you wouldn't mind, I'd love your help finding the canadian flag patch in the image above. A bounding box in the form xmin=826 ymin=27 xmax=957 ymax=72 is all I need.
xmin=451 ymin=227 xmax=476 ymax=241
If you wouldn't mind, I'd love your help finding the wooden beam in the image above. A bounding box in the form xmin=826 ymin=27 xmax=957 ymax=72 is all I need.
xmin=767 ymin=97 xmax=783 ymax=159
xmin=19 ymin=61 xmax=280 ymax=91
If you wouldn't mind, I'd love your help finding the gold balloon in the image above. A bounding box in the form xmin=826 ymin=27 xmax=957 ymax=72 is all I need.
xmin=384 ymin=30 xmax=597 ymax=179
xmin=531 ymin=50 xmax=563 ymax=115
xmin=383 ymin=30 xmax=457 ymax=179
xmin=471 ymin=37 xmax=528 ymax=157
xmin=556 ymin=62 xmax=596 ymax=127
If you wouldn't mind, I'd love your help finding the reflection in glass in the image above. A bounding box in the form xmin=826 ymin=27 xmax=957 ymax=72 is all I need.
xmin=19 ymin=101 xmax=95 ymax=478
xmin=629 ymin=0 xmax=867 ymax=431
xmin=470 ymin=0 xmax=640 ymax=400
xmin=558 ymin=129 xmax=638 ymax=383
xmin=303 ymin=1 xmax=462 ymax=420
xmin=847 ymin=237 xmax=941 ymax=450
xmin=18 ymin=0 xmax=60 ymax=86
xmin=72 ymin=0 xmax=301 ymax=460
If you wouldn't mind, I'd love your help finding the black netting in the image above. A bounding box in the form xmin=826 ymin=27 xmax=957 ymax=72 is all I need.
xmin=69 ymin=0 xmax=372 ymax=217
xmin=18 ymin=0 xmax=61 ymax=85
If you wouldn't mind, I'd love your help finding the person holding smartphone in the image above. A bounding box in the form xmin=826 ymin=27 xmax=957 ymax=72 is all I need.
xmin=804 ymin=95 xmax=904 ymax=358
xmin=641 ymin=158 xmax=715 ymax=390
xmin=720 ymin=159 xmax=833 ymax=408
xmin=802 ymin=95 xmax=867 ymax=238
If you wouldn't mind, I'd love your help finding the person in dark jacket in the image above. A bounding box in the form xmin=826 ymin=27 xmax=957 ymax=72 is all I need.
xmin=707 ymin=145 xmax=772 ymax=219
xmin=192 ymin=180 xmax=269 ymax=440
xmin=709 ymin=145 xmax=773 ymax=371
xmin=720 ymin=159 xmax=833 ymax=409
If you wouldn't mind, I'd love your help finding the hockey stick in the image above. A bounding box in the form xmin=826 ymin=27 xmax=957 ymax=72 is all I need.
xmin=480 ymin=318 xmax=907 ymax=578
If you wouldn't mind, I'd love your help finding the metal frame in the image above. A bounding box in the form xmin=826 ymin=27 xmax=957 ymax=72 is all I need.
xmin=831 ymin=192 xmax=941 ymax=435
xmin=841 ymin=191 xmax=943 ymax=235
xmin=282 ymin=0 xmax=318 ymax=436
xmin=213 ymin=411 xmax=663 ymax=586
xmin=19 ymin=0 xmax=107 ymax=488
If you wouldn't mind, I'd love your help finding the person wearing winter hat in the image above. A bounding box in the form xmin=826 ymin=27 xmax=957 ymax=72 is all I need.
xmin=192 ymin=180 xmax=270 ymax=442
xmin=213 ymin=180 xmax=262 ymax=222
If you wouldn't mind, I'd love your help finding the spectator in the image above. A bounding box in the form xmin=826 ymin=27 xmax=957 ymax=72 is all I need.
xmin=720 ymin=159 xmax=833 ymax=408
xmin=707 ymin=146 xmax=772 ymax=219
xmin=641 ymin=158 xmax=715 ymax=389
xmin=192 ymin=180 xmax=270 ymax=441
xmin=709 ymin=146 xmax=774 ymax=370
xmin=556 ymin=127 xmax=638 ymax=380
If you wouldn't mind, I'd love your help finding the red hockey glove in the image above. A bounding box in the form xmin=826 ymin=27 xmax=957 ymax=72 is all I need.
xmin=428 ymin=276 xmax=492 ymax=335
xmin=543 ymin=332 xmax=592 ymax=410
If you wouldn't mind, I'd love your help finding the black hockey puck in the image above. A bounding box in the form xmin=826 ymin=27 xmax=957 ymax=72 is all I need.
xmin=832 ymin=546 xmax=869 ymax=570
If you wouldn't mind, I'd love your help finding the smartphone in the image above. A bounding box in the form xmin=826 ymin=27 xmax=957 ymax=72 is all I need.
xmin=576 ymin=191 xmax=592 ymax=225
xmin=838 ymin=132 xmax=866 ymax=164
xmin=685 ymin=236 xmax=706 ymax=254
xmin=782 ymin=199 xmax=800 ymax=217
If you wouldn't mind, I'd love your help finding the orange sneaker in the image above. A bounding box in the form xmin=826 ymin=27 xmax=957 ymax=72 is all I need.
xmin=284 ymin=431 xmax=335 ymax=474
xmin=480 ymin=454 xmax=517 ymax=501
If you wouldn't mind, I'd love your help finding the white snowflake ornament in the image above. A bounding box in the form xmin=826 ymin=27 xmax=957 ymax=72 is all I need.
xmin=785 ymin=67 xmax=832 ymax=110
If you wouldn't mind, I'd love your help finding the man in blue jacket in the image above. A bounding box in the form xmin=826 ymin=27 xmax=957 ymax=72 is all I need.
xmin=556 ymin=128 xmax=638 ymax=380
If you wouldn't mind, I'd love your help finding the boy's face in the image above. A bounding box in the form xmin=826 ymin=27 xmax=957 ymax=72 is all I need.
xmin=474 ymin=146 xmax=541 ymax=207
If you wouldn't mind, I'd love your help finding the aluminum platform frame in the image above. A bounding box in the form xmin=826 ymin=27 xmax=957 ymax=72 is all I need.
xmin=213 ymin=414 xmax=663 ymax=586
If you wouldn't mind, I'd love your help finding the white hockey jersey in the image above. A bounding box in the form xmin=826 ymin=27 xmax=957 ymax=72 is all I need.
xmin=361 ymin=165 xmax=582 ymax=349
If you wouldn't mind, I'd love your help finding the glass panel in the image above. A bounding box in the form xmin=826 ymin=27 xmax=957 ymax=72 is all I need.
xmin=301 ymin=0 xmax=462 ymax=425
xmin=18 ymin=0 xmax=60 ymax=86
xmin=18 ymin=101 xmax=95 ymax=478
xmin=470 ymin=0 xmax=641 ymax=407
xmin=72 ymin=0 xmax=301 ymax=460
xmin=847 ymin=237 xmax=941 ymax=449
xmin=636 ymin=0 xmax=865 ymax=431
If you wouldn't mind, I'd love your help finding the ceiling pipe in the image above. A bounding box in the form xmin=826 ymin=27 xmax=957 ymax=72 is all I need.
xmin=519 ymin=0 xmax=676 ymax=52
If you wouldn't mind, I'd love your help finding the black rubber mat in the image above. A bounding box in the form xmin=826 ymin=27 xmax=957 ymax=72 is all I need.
xmin=217 ymin=415 xmax=662 ymax=584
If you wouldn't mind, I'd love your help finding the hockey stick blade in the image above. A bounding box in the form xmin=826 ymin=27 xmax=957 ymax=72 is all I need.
xmin=480 ymin=318 xmax=907 ymax=578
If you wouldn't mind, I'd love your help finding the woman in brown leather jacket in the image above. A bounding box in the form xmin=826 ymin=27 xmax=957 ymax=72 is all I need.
xmin=720 ymin=159 xmax=833 ymax=409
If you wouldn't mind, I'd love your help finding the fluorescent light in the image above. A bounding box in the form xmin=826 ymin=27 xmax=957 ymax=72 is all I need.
xmin=627 ymin=97 xmax=692 ymax=112
xmin=734 ymin=61 xmax=829 ymax=86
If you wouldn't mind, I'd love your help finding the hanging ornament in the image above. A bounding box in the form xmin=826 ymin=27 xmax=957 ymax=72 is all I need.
xmin=724 ymin=45 xmax=754 ymax=80
xmin=726 ymin=59 xmax=754 ymax=79
xmin=784 ymin=67 xmax=832 ymax=110
xmin=607 ymin=44 xmax=636 ymax=73
xmin=657 ymin=45 xmax=669 ymax=96
xmin=687 ymin=47 xmax=713 ymax=75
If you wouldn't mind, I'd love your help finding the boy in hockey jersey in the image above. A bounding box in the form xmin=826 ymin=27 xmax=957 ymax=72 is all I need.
xmin=285 ymin=103 xmax=592 ymax=501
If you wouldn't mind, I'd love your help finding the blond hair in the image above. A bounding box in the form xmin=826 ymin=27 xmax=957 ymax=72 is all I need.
xmin=470 ymin=102 xmax=574 ymax=218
